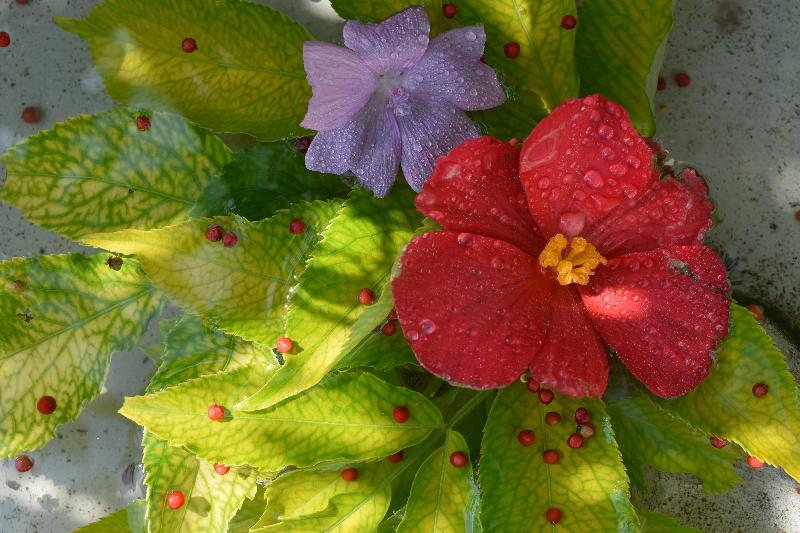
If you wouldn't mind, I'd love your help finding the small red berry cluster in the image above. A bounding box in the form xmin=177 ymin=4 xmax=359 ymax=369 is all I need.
xmin=657 ymin=72 xmax=692 ymax=92
xmin=380 ymin=307 xmax=398 ymax=336
xmin=204 ymin=224 xmax=238 ymax=248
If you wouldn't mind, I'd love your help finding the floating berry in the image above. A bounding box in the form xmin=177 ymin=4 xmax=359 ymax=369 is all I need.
xmin=503 ymin=42 xmax=521 ymax=59
xmin=574 ymin=407 xmax=591 ymax=424
xmin=392 ymin=406 xmax=410 ymax=423
xmin=747 ymin=456 xmax=765 ymax=469
xmin=674 ymin=72 xmax=691 ymax=87
xmin=518 ymin=429 xmax=535 ymax=446
xmin=387 ymin=451 xmax=404 ymax=463
xmin=106 ymin=257 xmax=123 ymax=271
xmin=207 ymin=404 xmax=225 ymax=421
xmin=747 ymin=304 xmax=763 ymax=321
xmin=442 ymin=3 xmax=457 ymax=18
xmin=358 ymin=288 xmax=375 ymax=305
xmin=136 ymin=115 xmax=150 ymax=131
xmin=289 ymin=218 xmax=306 ymax=234
xmin=276 ymin=336 xmax=293 ymax=354
xmin=0 ymin=32 xmax=10 ymax=48
xmin=449 ymin=451 xmax=468 ymax=467
xmin=543 ymin=449 xmax=559 ymax=464
xmin=545 ymin=507 xmax=562 ymax=524
xmin=167 ymin=490 xmax=185 ymax=510
xmin=567 ymin=433 xmax=584 ymax=449
xmin=16 ymin=0 xmax=30 ymax=4
xmin=181 ymin=37 xmax=197 ymax=53
xmin=545 ymin=412 xmax=561 ymax=425
xmin=213 ymin=463 xmax=230 ymax=475
xmin=37 ymin=395 xmax=56 ymax=415
xmin=560 ymin=14 xmax=577 ymax=29
xmin=205 ymin=225 xmax=223 ymax=242
xmin=222 ymin=231 xmax=238 ymax=248
xmin=657 ymin=76 xmax=666 ymax=92
xmin=538 ymin=389 xmax=554 ymax=404
xmin=21 ymin=106 xmax=40 ymax=124
xmin=341 ymin=467 xmax=358 ymax=481
xmin=752 ymin=383 xmax=768 ymax=398
xmin=381 ymin=321 xmax=396 ymax=336
xmin=710 ymin=436 xmax=728 ymax=448
xmin=293 ymin=136 xmax=311 ymax=153
xmin=578 ymin=423 xmax=595 ymax=439
xmin=526 ymin=379 xmax=540 ymax=393
xmin=15 ymin=455 xmax=33 ymax=473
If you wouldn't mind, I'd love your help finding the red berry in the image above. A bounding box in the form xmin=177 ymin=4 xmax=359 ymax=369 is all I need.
xmin=710 ymin=436 xmax=728 ymax=449
xmin=16 ymin=0 xmax=30 ymax=4
xmin=747 ymin=456 xmax=765 ymax=469
xmin=543 ymin=449 xmax=559 ymax=464
xmin=289 ymin=218 xmax=306 ymax=234
xmin=538 ymin=389 xmax=554 ymax=404
xmin=578 ymin=423 xmax=595 ymax=439
xmin=567 ymin=433 xmax=584 ymax=449
xmin=276 ymin=336 xmax=293 ymax=354
xmin=15 ymin=455 xmax=33 ymax=473
xmin=21 ymin=106 xmax=40 ymax=124
xmin=358 ymin=288 xmax=375 ymax=305
xmin=181 ymin=37 xmax=197 ymax=53
xmin=213 ymin=463 xmax=230 ymax=475
xmin=752 ymin=383 xmax=768 ymax=398
xmin=795 ymin=209 xmax=800 ymax=222
xmin=560 ymin=14 xmax=577 ymax=29
xmin=166 ymin=490 xmax=185 ymax=510
xmin=503 ymin=42 xmax=521 ymax=59
xmin=136 ymin=115 xmax=150 ymax=131
xmin=293 ymin=136 xmax=311 ymax=153
xmin=205 ymin=225 xmax=223 ymax=242
xmin=387 ymin=451 xmax=404 ymax=463
xmin=222 ymin=231 xmax=238 ymax=248
xmin=657 ymin=76 xmax=667 ymax=92
xmin=0 ymin=32 xmax=10 ymax=48
xmin=392 ymin=406 xmax=410 ymax=423
xmin=207 ymin=404 xmax=225 ymax=421
xmin=517 ymin=429 xmax=535 ymax=446
xmin=545 ymin=411 xmax=561 ymax=425
xmin=449 ymin=451 xmax=468 ymax=467
xmin=37 ymin=395 xmax=56 ymax=415
xmin=526 ymin=379 xmax=540 ymax=393
xmin=442 ymin=3 xmax=457 ymax=18
xmin=545 ymin=507 xmax=562 ymax=524
xmin=341 ymin=467 xmax=358 ymax=481
xmin=795 ymin=487 xmax=800 ymax=495
xmin=747 ymin=303 xmax=763 ymax=321
xmin=381 ymin=321 xmax=397 ymax=336
xmin=674 ymin=72 xmax=691 ymax=87
xmin=574 ymin=407 xmax=591 ymax=424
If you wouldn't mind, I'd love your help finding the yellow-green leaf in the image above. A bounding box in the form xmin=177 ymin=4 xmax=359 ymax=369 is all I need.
xmin=120 ymin=369 xmax=443 ymax=472
xmin=655 ymin=304 xmax=800 ymax=481
xmin=229 ymin=486 xmax=267 ymax=533
xmin=640 ymin=511 xmax=702 ymax=533
xmin=74 ymin=500 xmax=145 ymax=533
xmin=479 ymin=382 xmax=638 ymax=532
xmin=0 ymin=254 xmax=161 ymax=457
xmin=397 ymin=430 xmax=479 ymax=533
xmin=0 ymin=108 xmax=231 ymax=241
xmin=339 ymin=321 xmax=418 ymax=371
xmin=607 ymin=394 xmax=742 ymax=493
xmin=55 ymin=0 xmax=312 ymax=141
xmin=82 ymin=201 xmax=341 ymax=345
xmin=329 ymin=0 xmax=448 ymax=35
xmin=237 ymin=188 xmax=421 ymax=411
xmin=575 ymin=0 xmax=673 ymax=136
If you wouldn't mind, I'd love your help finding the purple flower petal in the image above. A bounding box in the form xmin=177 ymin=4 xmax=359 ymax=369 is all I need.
xmin=395 ymin=95 xmax=479 ymax=191
xmin=343 ymin=7 xmax=431 ymax=76
xmin=301 ymin=41 xmax=378 ymax=131
xmin=404 ymin=26 xmax=506 ymax=111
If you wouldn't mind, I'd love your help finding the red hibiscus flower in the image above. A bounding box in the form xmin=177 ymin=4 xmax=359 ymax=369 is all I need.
xmin=392 ymin=94 xmax=730 ymax=398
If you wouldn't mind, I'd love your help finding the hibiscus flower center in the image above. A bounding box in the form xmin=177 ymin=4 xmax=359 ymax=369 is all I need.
xmin=538 ymin=234 xmax=607 ymax=286
xmin=379 ymin=75 xmax=412 ymax=117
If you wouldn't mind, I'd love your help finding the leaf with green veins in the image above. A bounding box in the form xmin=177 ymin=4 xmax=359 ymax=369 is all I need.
xmin=0 ymin=254 xmax=162 ymax=457
xmin=329 ymin=0 xmax=448 ymax=35
xmin=397 ymin=430 xmax=480 ymax=533
xmin=229 ymin=485 xmax=267 ymax=533
xmin=378 ymin=508 xmax=405 ymax=533
xmin=82 ymin=200 xmax=341 ymax=346
xmin=339 ymin=310 xmax=417 ymax=371
xmin=74 ymin=500 xmax=145 ymax=533
xmin=55 ymin=0 xmax=312 ymax=141
xmin=639 ymin=511 xmax=702 ymax=533
xmin=0 ymin=108 xmax=231 ymax=241
xmin=654 ymin=303 xmax=800 ymax=481
xmin=480 ymin=382 xmax=638 ymax=533
xmin=607 ymin=394 xmax=742 ymax=493
xmin=237 ymin=187 xmax=422 ymax=411
xmin=575 ymin=0 xmax=673 ymax=136
xmin=456 ymin=0 xmax=579 ymax=139
xmin=198 ymin=141 xmax=350 ymax=221
xmin=120 ymin=368 xmax=443 ymax=472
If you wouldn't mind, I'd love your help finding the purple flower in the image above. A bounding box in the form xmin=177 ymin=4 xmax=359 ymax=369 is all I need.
xmin=301 ymin=7 xmax=506 ymax=197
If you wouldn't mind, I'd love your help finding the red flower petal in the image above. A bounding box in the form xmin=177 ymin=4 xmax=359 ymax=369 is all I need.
xmin=393 ymin=232 xmax=552 ymax=388
xmin=519 ymin=95 xmax=656 ymax=239
xmin=529 ymin=286 xmax=609 ymax=398
xmin=587 ymin=168 xmax=713 ymax=257
xmin=416 ymin=136 xmax=543 ymax=253
xmin=580 ymin=245 xmax=730 ymax=398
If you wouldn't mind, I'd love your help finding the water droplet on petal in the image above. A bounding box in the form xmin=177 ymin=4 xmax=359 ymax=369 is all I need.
xmin=559 ymin=211 xmax=586 ymax=236
xmin=490 ymin=256 xmax=504 ymax=271
xmin=407 ymin=330 xmax=420 ymax=341
xmin=457 ymin=233 xmax=474 ymax=247
xmin=601 ymin=148 xmax=615 ymax=161
xmin=583 ymin=170 xmax=604 ymax=188
xmin=465 ymin=31 xmax=477 ymax=41
xmin=417 ymin=191 xmax=437 ymax=206
xmin=420 ymin=319 xmax=437 ymax=335
xmin=609 ymin=164 xmax=628 ymax=177
xmin=538 ymin=178 xmax=550 ymax=190
xmin=598 ymin=125 xmax=614 ymax=139
xmin=589 ymin=110 xmax=602 ymax=122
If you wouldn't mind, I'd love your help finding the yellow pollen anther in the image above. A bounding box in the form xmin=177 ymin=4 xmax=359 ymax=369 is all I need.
xmin=538 ymin=233 xmax=607 ymax=286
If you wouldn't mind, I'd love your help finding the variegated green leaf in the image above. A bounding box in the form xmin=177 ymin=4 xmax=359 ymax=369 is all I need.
xmin=55 ymin=0 xmax=312 ymax=141
xmin=74 ymin=500 xmax=145 ymax=533
xmin=0 ymin=108 xmax=231 ymax=241
xmin=120 ymin=369 xmax=443 ymax=472
xmin=640 ymin=511 xmax=702 ymax=533
xmin=0 ymin=254 xmax=161 ymax=457
xmin=83 ymin=200 xmax=341 ymax=346
xmin=480 ymin=382 xmax=638 ymax=532
xmin=329 ymin=1 xmax=449 ymax=35
xmin=575 ymin=0 xmax=673 ymax=136
xmin=339 ymin=323 xmax=418 ymax=372
xmin=237 ymin=188 xmax=421 ymax=411
xmin=229 ymin=486 xmax=267 ymax=533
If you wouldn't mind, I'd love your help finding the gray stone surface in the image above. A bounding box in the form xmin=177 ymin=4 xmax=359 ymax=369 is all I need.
xmin=1 ymin=0 xmax=798 ymax=531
